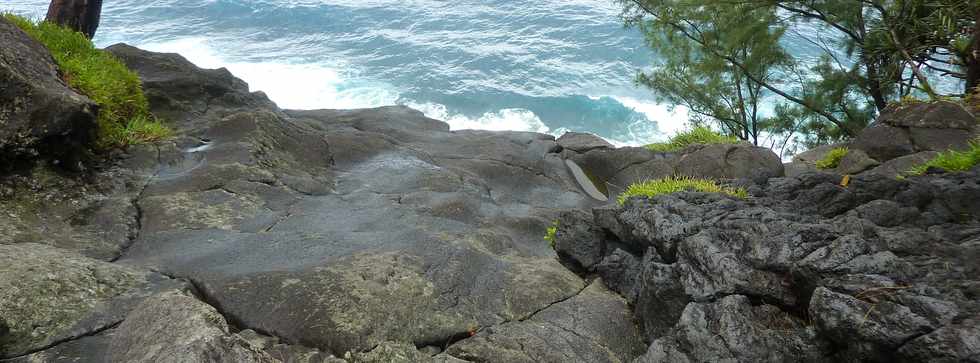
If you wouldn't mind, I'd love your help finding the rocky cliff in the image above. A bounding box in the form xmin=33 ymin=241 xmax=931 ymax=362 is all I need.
xmin=1 ymin=18 xmax=978 ymax=363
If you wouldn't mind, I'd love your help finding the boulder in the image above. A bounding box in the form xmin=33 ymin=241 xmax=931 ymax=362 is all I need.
xmin=908 ymin=127 xmax=976 ymax=153
xmin=673 ymin=143 xmax=784 ymax=182
xmin=557 ymin=131 xmax=614 ymax=153
xmin=792 ymin=143 xmax=845 ymax=165
xmin=835 ymin=148 xmax=879 ymax=175
xmin=851 ymin=124 xmax=914 ymax=162
xmin=0 ymin=17 xmax=97 ymax=159
xmin=862 ymin=151 xmax=940 ymax=178
xmin=878 ymin=101 xmax=976 ymax=129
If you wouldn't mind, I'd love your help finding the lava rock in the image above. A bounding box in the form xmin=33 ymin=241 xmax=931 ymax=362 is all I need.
xmin=674 ymin=143 xmax=784 ymax=182
xmin=557 ymin=131 xmax=614 ymax=153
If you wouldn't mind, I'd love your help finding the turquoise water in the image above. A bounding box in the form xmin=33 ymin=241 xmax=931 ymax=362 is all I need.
xmin=5 ymin=0 xmax=686 ymax=145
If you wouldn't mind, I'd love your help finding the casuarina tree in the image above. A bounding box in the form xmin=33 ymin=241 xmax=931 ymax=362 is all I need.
xmin=45 ymin=0 xmax=103 ymax=38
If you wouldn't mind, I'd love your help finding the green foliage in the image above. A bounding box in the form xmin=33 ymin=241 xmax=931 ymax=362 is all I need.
xmin=543 ymin=220 xmax=559 ymax=249
xmin=646 ymin=126 xmax=739 ymax=152
xmin=617 ymin=176 xmax=747 ymax=205
xmin=4 ymin=14 xmax=170 ymax=148
xmin=816 ymin=147 xmax=850 ymax=169
xmin=905 ymin=140 xmax=980 ymax=175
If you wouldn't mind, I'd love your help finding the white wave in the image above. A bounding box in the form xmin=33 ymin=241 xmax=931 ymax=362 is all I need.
xmin=135 ymin=38 xmax=400 ymax=110
xmin=609 ymin=95 xmax=690 ymax=137
xmin=407 ymin=102 xmax=552 ymax=134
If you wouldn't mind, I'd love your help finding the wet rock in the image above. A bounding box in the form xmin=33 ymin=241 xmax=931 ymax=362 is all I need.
xmin=107 ymin=290 xmax=278 ymax=363
xmin=0 ymin=17 xmax=97 ymax=160
xmin=557 ymin=132 xmax=614 ymax=153
xmin=0 ymin=243 xmax=145 ymax=358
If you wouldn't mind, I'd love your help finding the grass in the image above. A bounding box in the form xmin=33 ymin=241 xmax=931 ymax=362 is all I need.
xmin=543 ymin=220 xmax=559 ymax=249
xmin=645 ymin=126 xmax=739 ymax=152
xmin=905 ymin=140 xmax=980 ymax=176
xmin=4 ymin=13 xmax=171 ymax=149
xmin=617 ymin=176 xmax=748 ymax=205
xmin=815 ymin=147 xmax=849 ymax=169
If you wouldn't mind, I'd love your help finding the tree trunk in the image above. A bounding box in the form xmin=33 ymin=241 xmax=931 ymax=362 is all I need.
xmin=45 ymin=0 xmax=103 ymax=39
xmin=967 ymin=8 xmax=980 ymax=94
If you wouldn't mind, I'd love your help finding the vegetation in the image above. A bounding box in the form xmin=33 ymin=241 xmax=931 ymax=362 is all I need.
xmin=617 ymin=176 xmax=748 ymax=205
xmin=4 ymin=14 xmax=170 ymax=149
xmin=816 ymin=147 xmax=850 ymax=169
xmin=543 ymin=220 xmax=559 ymax=249
xmin=905 ymin=140 xmax=980 ymax=175
xmin=617 ymin=0 xmax=979 ymax=153
xmin=646 ymin=126 xmax=739 ymax=152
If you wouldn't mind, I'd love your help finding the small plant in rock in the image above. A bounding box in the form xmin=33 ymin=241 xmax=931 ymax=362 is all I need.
xmin=4 ymin=14 xmax=171 ymax=149
xmin=815 ymin=147 xmax=849 ymax=169
xmin=905 ymin=140 xmax=980 ymax=176
xmin=617 ymin=176 xmax=747 ymax=205
xmin=645 ymin=126 xmax=739 ymax=152
xmin=543 ymin=219 xmax=559 ymax=249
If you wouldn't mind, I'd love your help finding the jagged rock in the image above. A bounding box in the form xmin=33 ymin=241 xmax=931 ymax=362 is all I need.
xmin=445 ymin=280 xmax=645 ymax=363
xmin=849 ymin=101 xmax=978 ymax=164
xmin=673 ymin=143 xmax=784 ymax=182
xmin=636 ymin=295 xmax=829 ymax=362
xmin=0 ymin=17 xmax=97 ymax=160
xmin=0 ymin=243 xmax=146 ymax=358
xmin=835 ymin=148 xmax=879 ymax=175
xmin=897 ymin=320 xmax=980 ymax=362
xmin=553 ymin=209 xmax=606 ymax=271
xmin=557 ymin=131 xmax=614 ymax=153
xmin=107 ymin=290 xmax=278 ymax=362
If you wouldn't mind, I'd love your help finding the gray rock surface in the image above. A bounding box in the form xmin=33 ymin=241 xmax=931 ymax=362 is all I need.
xmin=835 ymin=148 xmax=879 ymax=175
xmin=0 ymin=17 xmax=97 ymax=159
xmin=673 ymin=143 xmax=784 ymax=183
xmin=878 ymin=101 xmax=976 ymax=129
xmin=849 ymin=101 xmax=978 ymax=165
xmin=863 ymin=151 xmax=940 ymax=178
xmin=556 ymin=168 xmax=980 ymax=362
xmin=557 ymin=131 xmax=614 ymax=153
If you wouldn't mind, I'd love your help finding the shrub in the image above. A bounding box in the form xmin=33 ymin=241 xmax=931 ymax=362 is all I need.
xmin=646 ymin=126 xmax=739 ymax=152
xmin=617 ymin=176 xmax=747 ymax=205
xmin=815 ymin=147 xmax=849 ymax=169
xmin=543 ymin=220 xmax=559 ymax=249
xmin=4 ymin=14 xmax=171 ymax=148
xmin=905 ymin=140 xmax=980 ymax=176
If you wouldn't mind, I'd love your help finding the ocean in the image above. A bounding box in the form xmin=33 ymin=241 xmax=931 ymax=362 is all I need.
xmin=4 ymin=0 xmax=693 ymax=146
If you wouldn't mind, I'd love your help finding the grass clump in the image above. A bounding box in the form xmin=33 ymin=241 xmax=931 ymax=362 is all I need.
xmin=816 ymin=147 xmax=849 ymax=169
xmin=4 ymin=14 xmax=171 ymax=148
xmin=543 ymin=220 xmax=559 ymax=249
xmin=646 ymin=126 xmax=739 ymax=152
xmin=905 ymin=140 xmax=980 ymax=176
xmin=617 ymin=176 xmax=748 ymax=205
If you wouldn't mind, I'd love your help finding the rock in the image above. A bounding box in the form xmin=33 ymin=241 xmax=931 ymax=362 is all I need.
xmin=897 ymin=320 xmax=980 ymax=362
xmin=836 ymin=148 xmax=879 ymax=175
xmin=792 ymin=143 xmax=846 ymax=165
xmin=908 ymin=127 xmax=976 ymax=153
xmin=878 ymin=101 xmax=976 ymax=130
xmin=569 ymin=146 xmax=674 ymax=196
xmin=445 ymin=280 xmax=645 ymax=363
xmin=0 ymin=243 xmax=145 ymax=358
xmin=785 ymin=161 xmax=817 ymax=178
xmin=851 ymin=199 xmax=919 ymax=227
xmin=553 ymin=209 xmax=606 ymax=271
xmin=45 ymin=0 xmax=103 ymax=38
xmin=557 ymin=132 xmax=614 ymax=153
xmin=674 ymin=143 xmax=784 ymax=182
xmin=851 ymin=124 xmax=914 ymax=162
xmin=636 ymin=295 xmax=830 ymax=362
xmin=862 ymin=151 xmax=940 ymax=178
xmin=107 ymin=290 xmax=278 ymax=363
xmin=0 ymin=17 xmax=97 ymax=159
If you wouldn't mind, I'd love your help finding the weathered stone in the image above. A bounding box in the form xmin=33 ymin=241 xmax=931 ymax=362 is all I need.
xmin=553 ymin=209 xmax=605 ymax=271
xmin=851 ymin=124 xmax=914 ymax=162
xmin=793 ymin=144 xmax=847 ymax=165
xmin=908 ymin=127 xmax=976 ymax=153
xmin=674 ymin=143 xmax=784 ymax=182
xmin=0 ymin=17 xmax=97 ymax=159
xmin=557 ymin=131 xmax=614 ymax=153
xmin=836 ymin=148 xmax=879 ymax=175
xmin=0 ymin=243 xmax=145 ymax=358
xmin=107 ymin=290 xmax=278 ymax=363
xmin=862 ymin=151 xmax=940 ymax=178
xmin=878 ymin=101 xmax=976 ymax=129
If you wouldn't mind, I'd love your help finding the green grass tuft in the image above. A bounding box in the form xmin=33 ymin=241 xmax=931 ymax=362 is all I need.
xmin=4 ymin=13 xmax=170 ymax=149
xmin=543 ymin=219 xmax=559 ymax=249
xmin=617 ymin=176 xmax=747 ymax=205
xmin=905 ymin=140 xmax=980 ymax=176
xmin=816 ymin=147 xmax=849 ymax=169
xmin=645 ymin=126 xmax=739 ymax=152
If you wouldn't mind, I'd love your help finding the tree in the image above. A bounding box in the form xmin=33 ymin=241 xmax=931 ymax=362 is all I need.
xmin=618 ymin=0 xmax=978 ymax=148
xmin=46 ymin=0 xmax=103 ymax=39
